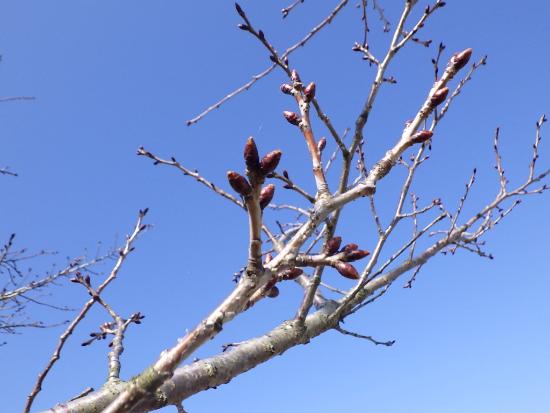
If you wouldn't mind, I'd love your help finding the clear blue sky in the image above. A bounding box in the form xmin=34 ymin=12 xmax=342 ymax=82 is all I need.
xmin=1 ymin=1 xmax=549 ymax=412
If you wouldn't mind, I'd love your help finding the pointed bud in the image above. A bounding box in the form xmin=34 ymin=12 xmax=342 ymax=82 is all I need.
xmin=237 ymin=24 xmax=250 ymax=31
xmin=410 ymin=130 xmax=433 ymax=144
xmin=342 ymin=243 xmax=358 ymax=253
xmin=280 ymin=268 xmax=303 ymax=280
xmin=266 ymin=286 xmax=280 ymax=298
xmin=280 ymin=84 xmax=293 ymax=95
xmin=244 ymin=137 xmax=260 ymax=172
xmin=325 ymin=236 xmax=342 ymax=255
xmin=235 ymin=3 xmax=246 ymax=18
xmin=450 ymin=48 xmax=472 ymax=71
xmin=345 ymin=250 xmax=370 ymax=262
xmin=227 ymin=171 xmax=252 ymax=196
xmin=290 ymin=69 xmax=301 ymax=83
xmin=335 ymin=262 xmax=360 ymax=280
xmin=429 ymin=87 xmax=449 ymax=106
xmin=258 ymin=30 xmax=265 ymax=41
xmin=260 ymin=150 xmax=282 ymax=175
xmin=317 ymin=137 xmax=327 ymax=153
xmin=283 ymin=111 xmax=301 ymax=126
xmin=303 ymin=82 xmax=316 ymax=102
xmin=259 ymin=184 xmax=275 ymax=209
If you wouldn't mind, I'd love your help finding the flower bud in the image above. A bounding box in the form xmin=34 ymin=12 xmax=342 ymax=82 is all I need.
xmin=238 ymin=24 xmax=250 ymax=32
xmin=345 ymin=250 xmax=370 ymax=262
xmin=280 ymin=268 xmax=303 ymax=280
xmin=244 ymin=137 xmax=260 ymax=172
xmin=303 ymin=82 xmax=316 ymax=102
xmin=283 ymin=111 xmax=301 ymax=126
xmin=227 ymin=171 xmax=252 ymax=196
xmin=259 ymin=184 xmax=275 ymax=209
xmin=235 ymin=3 xmax=246 ymax=18
xmin=317 ymin=137 xmax=327 ymax=153
xmin=450 ymin=48 xmax=472 ymax=71
xmin=429 ymin=87 xmax=449 ymax=107
xmin=280 ymin=84 xmax=293 ymax=95
xmin=335 ymin=262 xmax=359 ymax=280
xmin=264 ymin=253 xmax=273 ymax=264
xmin=410 ymin=130 xmax=433 ymax=144
xmin=325 ymin=236 xmax=342 ymax=256
xmin=266 ymin=286 xmax=280 ymax=298
xmin=260 ymin=150 xmax=282 ymax=176
xmin=342 ymin=243 xmax=358 ymax=253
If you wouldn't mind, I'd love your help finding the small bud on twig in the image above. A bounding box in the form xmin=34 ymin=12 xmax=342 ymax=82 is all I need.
xmin=429 ymin=86 xmax=449 ymax=107
xmin=325 ymin=236 xmax=342 ymax=255
xmin=410 ymin=130 xmax=434 ymax=144
xmin=450 ymin=48 xmax=473 ymax=71
xmin=260 ymin=150 xmax=282 ymax=176
xmin=259 ymin=184 xmax=275 ymax=209
xmin=345 ymin=250 xmax=370 ymax=262
xmin=227 ymin=171 xmax=252 ymax=196
xmin=280 ymin=268 xmax=304 ymax=280
xmin=235 ymin=3 xmax=246 ymax=18
xmin=283 ymin=111 xmax=301 ymax=126
xmin=280 ymin=84 xmax=293 ymax=95
xmin=237 ymin=24 xmax=250 ymax=32
xmin=317 ymin=137 xmax=327 ymax=153
xmin=342 ymin=243 xmax=358 ymax=253
xmin=244 ymin=137 xmax=260 ymax=172
xmin=303 ymin=82 xmax=316 ymax=102
xmin=264 ymin=253 xmax=273 ymax=264
xmin=266 ymin=286 xmax=280 ymax=298
xmin=335 ymin=262 xmax=360 ymax=280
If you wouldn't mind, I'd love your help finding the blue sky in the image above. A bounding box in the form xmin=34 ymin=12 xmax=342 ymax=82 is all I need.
xmin=1 ymin=1 xmax=549 ymax=412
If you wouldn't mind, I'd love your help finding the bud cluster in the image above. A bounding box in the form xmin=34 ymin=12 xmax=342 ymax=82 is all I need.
xmin=324 ymin=236 xmax=370 ymax=280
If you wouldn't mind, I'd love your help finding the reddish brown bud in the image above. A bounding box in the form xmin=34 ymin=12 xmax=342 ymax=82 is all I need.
xmin=283 ymin=111 xmax=301 ymax=126
xmin=291 ymin=69 xmax=301 ymax=83
xmin=279 ymin=268 xmax=303 ymax=280
xmin=264 ymin=253 xmax=273 ymax=264
xmin=325 ymin=236 xmax=342 ymax=255
xmin=260 ymin=150 xmax=282 ymax=175
xmin=430 ymin=87 xmax=449 ymax=106
xmin=345 ymin=250 xmax=370 ymax=262
xmin=259 ymin=184 xmax=275 ymax=209
xmin=303 ymin=82 xmax=316 ymax=102
xmin=410 ymin=130 xmax=433 ymax=144
xmin=244 ymin=137 xmax=260 ymax=172
xmin=317 ymin=137 xmax=327 ymax=153
xmin=227 ymin=171 xmax=252 ymax=196
xmin=342 ymin=243 xmax=358 ymax=253
xmin=450 ymin=48 xmax=473 ymax=71
xmin=335 ymin=262 xmax=360 ymax=280
xmin=280 ymin=84 xmax=293 ymax=95
xmin=266 ymin=286 xmax=280 ymax=298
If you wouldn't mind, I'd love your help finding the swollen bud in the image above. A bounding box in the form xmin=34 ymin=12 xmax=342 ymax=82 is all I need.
xmin=325 ymin=236 xmax=342 ymax=256
xmin=259 ymin=184 xmax=275 ymax=209
xmin=429 ymin=86 xmax=449 ymax=107
xmin=280 ymin=84 xmax=293 ymax=95
xmin=342 ymin=243 xmax=358 ymax=253
xmin=345 ymin=250 xmax=370 ymax=262
xmin=244 ymin=137 xmax=260 ymax=172
xmin=237 ymin=24 xmax=250 ymax=32
xmin=317 ymin=137 xmax=327 ymax=153
xmin=283 ymin=111 xmax=301 ymax=126
xmin=303 ymin=82 xmax=316 ymax=102
xmin=410 ymin=130 xmax=433 ymax=144
xmin=280 ymin=268 xmax=303 ymax=280
xmin=335 ymin=262 xmax=360 ymax=280
xmin=227 ymin=171 xmax=252 ymax=196
xmin=266 ymin=286 xmax=280 ymax=298
xmin=450 ymin=48 xmax=473 ymax=71
xmin=260 ymin=150 xmax=282 ymax=175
